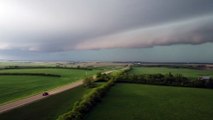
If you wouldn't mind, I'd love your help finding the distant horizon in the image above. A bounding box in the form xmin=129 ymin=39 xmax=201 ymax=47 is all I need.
xmin=0 ymin=59 xmax=213 ymax=64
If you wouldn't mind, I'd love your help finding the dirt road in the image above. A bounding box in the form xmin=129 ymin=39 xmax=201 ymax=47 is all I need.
xmin=0 ymin=70 xmax=114 ymax=114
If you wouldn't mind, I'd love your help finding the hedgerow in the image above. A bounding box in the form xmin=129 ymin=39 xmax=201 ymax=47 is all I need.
xmin=57 ymin=67 xmax=130 ymax=120
xmin=116 ymin=72 xmax=213 ymax=88
xmin=57 ymin=79 xmax=116 ymax=120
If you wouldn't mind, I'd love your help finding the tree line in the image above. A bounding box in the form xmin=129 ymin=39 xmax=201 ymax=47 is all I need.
xmin=116 ymin=72 xmax=213 ymax=88
xmin=0 ymin=73 xmax=61 ymax=77
xmin=0 ymin=66 xmax=93 ymax=70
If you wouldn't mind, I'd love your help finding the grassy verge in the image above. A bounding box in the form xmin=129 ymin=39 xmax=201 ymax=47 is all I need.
xmin=85 ymin=83 xmax=213 ymax=120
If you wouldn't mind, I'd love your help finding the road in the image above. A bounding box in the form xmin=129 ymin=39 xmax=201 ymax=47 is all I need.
xmin=0 ymin=70 xmax=114 ymax=114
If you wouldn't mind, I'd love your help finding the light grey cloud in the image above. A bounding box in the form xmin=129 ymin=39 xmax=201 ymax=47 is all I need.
xmin=0 ymin=0 xmax=213 ymax=52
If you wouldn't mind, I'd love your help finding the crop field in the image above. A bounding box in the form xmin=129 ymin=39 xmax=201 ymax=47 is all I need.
xmin=130 ymin=67 xmax=213 ymax=78
xmin=0 ymin=68 xmax=100 ymax=104
xmin=0 ymin=86 xmax=92 ymax=120
xmin=86 ymin=83 xmax=213 ymax=120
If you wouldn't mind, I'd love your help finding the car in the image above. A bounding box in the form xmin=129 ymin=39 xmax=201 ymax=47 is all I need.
xmin=42 ymin=92 xmax=49 ymax=96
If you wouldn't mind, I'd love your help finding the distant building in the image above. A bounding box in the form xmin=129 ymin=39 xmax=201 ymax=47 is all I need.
xmin=198 ymin=76 xmax=213 ymax=88
xmin=199 ymin=76 xmax=211 ymax=82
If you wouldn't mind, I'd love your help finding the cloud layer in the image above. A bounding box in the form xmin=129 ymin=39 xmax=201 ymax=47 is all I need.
xmin=0 ymin=0 xmax=213 ymax=52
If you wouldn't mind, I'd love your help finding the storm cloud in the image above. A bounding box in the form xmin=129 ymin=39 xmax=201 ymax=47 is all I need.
xmin=76 ymin=15 xmax=213 ymax=50
xmin=0 ymin=0 xmax=213 ymax=52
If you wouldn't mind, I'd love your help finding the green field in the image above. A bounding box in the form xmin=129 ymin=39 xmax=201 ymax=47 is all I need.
xmin=0 ymin=68 xmax=99 ymax=104
xmin=86 ymin=84 xmax=213 ymax=120
xmin=0 ymin=86 xmax=92 ymax=120
xmin=130 ymin=67 xmax=213 ymax=78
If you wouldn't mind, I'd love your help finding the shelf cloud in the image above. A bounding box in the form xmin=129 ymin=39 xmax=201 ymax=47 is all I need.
xmin=76 ymin=15 xmax=213 ymax=50
xmin=0 ymin=0 xmax=213 ymax=61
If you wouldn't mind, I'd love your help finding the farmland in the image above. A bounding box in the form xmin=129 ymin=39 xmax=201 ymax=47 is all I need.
xmin=130 ymin=67 xmax=213 ymax=78
xmin=0 ymin=86 xmax=92 ymax=120
xmin=0 ymin=68 xmax=100 ymax=104
xmin=86 ymin=83 xmax=213 ymax=120
xmin=1 ymin=65 xmax=213 ymax=120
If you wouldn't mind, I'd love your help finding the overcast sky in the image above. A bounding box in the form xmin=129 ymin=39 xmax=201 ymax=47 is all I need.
xmin=0 ymin=0 xmax=213 ymax=62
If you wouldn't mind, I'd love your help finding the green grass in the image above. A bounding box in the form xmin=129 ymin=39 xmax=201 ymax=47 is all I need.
xmin=86 ymin=84 xmax=213 ymax=120
xmin=130 ymin=67 xmax=213 ymax=78
xmin=0 ymin=86 xmax=92 ymax=120
xmin=0 ymin=68 xmax=99 ymax=104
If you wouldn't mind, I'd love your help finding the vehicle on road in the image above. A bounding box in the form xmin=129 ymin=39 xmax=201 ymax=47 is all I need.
xmin=42 ymin=92 xmax=49 ymax=96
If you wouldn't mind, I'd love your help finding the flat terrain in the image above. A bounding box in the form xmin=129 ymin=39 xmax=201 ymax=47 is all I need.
xmin=0 ymin=68 xmax=99 ymax=104
xmin=0 ymin=80 xmax=84 ymax=114
xmin=0 ymin=86 xmax=92 ymax=120
xmin=130 ymin=67 xmax=213 ymax=78
xmin=86 ymin=84 xmax=213 ymax=120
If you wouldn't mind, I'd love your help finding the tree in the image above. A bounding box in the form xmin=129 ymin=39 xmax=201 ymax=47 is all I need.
xmin=83 ymin=77 xmax=96 ymax=88
xmin=77 ymin=65 xmax=80 ymax=69
xmin=96 ymin=72 xmax=102 ymax=79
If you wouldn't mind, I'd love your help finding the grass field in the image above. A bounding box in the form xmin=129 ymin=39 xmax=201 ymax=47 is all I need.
xmin=130 ymin=67 xmax=213 ymax=78
xmin=0 ymin=68 xmax=100 ymax=104
xmin=0 ymin=86 xmax=92 ymax=120
xmin=86 ymin=84 xmax=213 ymax=120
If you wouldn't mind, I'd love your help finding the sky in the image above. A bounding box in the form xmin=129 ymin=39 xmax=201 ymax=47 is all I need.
xmin=0 ymin=0 xmax=213 ymax=62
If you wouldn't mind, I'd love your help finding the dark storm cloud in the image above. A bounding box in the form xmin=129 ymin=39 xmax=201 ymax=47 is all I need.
xmin=0 ymin=0 xmax=213 ymax=52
